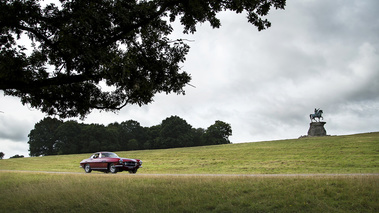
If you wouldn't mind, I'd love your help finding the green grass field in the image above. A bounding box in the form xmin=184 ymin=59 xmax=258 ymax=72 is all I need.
xmin=0 ymin=172 xmax=378 ymax=213
xmin=1 ymin=132 xmax=378 ymax=174
xmin=0 ymin=132 xmax=378 ymax=212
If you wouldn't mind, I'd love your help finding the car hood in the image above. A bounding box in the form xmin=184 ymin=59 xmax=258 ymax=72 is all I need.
xmin=119 ymin=158 xmax=139 ymax=162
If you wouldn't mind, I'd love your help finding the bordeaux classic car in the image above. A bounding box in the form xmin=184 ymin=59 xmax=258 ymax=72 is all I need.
xmin=79 ymin=152 xmax=142 ymax=174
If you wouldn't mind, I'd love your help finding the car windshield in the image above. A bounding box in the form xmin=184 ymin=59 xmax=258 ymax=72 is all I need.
xmin=101 ymin=152 xmax=119 ymax=158
xmin=91 ymin=153 xmax=100 ymax=158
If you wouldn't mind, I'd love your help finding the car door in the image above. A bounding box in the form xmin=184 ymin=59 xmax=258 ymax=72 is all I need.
xmin=97 ymin=153 xmax=109 ymax=169
xmin=89 ymin=153 xmax=102 ymax=169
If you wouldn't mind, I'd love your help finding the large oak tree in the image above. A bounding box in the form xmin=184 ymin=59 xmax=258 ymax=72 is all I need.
xmin=1 ymin=0 xmax=286 ymax=118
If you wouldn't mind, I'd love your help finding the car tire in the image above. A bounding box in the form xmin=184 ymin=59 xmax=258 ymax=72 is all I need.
xmin=109 ymin=163 xmax=118 ymax=174
xmin=128 ymin=169 xmax=138 ymax=174
xmin=84 ymin=164 xmax=92 ymax=173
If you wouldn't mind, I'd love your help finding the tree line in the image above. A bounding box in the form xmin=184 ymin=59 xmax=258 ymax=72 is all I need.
xmin=28 ymin=116 xmax=232 ymax=156
xmin=0 ymin=152 xmax=24 ymax=159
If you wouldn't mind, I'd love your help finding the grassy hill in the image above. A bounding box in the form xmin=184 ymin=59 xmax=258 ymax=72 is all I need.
xmin=0 ymin=132 xmax=378 ymax=212
xmin=1 ymin=132 xmax=378 ymax=174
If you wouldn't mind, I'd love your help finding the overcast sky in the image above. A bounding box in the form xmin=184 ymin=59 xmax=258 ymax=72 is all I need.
xmin=1 ymin=0 xmax=379 ymax=158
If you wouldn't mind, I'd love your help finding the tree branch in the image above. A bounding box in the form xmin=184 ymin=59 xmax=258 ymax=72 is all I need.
xmin=0 ymin=73 xmax=101 ymax=92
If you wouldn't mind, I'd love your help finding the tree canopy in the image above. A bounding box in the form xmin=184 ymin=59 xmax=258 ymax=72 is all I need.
xmin=1 ymin=0 xmax=286 ymax=118
xmin=28 ymin=116 xmax=232 ymax=156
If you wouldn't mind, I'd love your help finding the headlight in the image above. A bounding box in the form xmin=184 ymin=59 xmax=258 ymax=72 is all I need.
xmin=139 ymin=161 xmax=143 ymax=165
xmin=119 ymin=159 xmax=123 ymax=164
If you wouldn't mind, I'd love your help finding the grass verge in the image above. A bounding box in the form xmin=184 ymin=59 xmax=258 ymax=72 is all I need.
xmin=0 ymin=171 xmax=378 ymax=213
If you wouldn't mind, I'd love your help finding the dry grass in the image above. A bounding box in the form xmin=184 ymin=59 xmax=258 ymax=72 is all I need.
xmin=0 ymin=171 xmax=378 ymax=213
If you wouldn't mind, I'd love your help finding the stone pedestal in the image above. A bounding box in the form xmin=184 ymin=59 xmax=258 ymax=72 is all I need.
xmin=307 ymin=122 xmax=327 ymax=136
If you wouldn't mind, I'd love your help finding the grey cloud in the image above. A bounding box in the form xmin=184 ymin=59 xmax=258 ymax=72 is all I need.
xmin=0 ymin=115 xmax=33 ymax=142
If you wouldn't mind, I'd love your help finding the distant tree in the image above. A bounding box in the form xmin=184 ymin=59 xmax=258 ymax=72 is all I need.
xmin=10 ymin=155 xmax=24 ymax=158
xmin=192 ymin=128 xmax=206 ymax=146
xmin=127 ymin=139 xmax=139 ymax=151
xmin=117 ymin=120 xmax=146 ymax=150
xmin=105 ymin=125 xmax=120 ymax=151
xmin=80 ymin=124 xmax=112 ymax=153
xmin=28 ymin=116 xmax=233 ymax=154
xmin=205 ymin=121 xmax=232 ymax=145
xmin=28 ymin=117 xmax=63 ymax=156
xmin=140 ymin=127 xmax=153 ymax=150
xmin=1 ymin=0 xmax=286 ymax=118
xmin=0 ymin=152 xmax=4 ymax=159
xmin=107 ymin=122 xmax=122 ymax=150
xmin=146 ymin=124 xmax=162 ymax=149
xmin=54 ymin=121 xmax=82 ymax=154
xmin=158 ymin=116 xmax=194 ymax=148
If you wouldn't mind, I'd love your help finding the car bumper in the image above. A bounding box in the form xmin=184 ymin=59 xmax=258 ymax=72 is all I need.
xmin=114 ymin=165 xmax=142 ymax=168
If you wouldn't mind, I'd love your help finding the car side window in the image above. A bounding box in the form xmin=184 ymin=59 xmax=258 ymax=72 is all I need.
xmin=93 ymin=153 xmax=99 ymax=159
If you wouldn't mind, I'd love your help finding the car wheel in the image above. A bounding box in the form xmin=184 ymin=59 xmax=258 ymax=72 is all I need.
xmin=84 ymin=164 xmax=92 ymax=173
xmin=128 ymin=168 xmax=138 ymax=174
xmin=109 ymin=163 xmax=118 ymax=174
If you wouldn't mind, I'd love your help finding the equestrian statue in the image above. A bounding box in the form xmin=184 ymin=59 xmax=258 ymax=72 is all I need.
xmin=310 ymin=108 xmax=323 ymax=122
